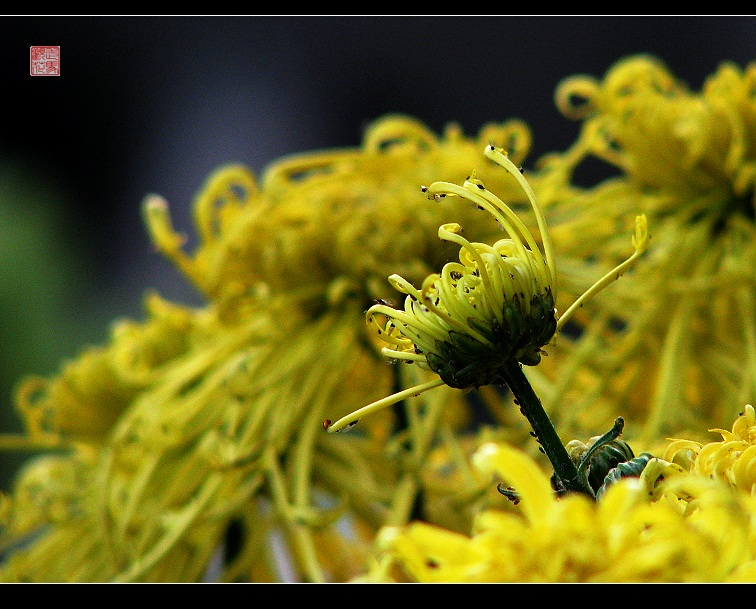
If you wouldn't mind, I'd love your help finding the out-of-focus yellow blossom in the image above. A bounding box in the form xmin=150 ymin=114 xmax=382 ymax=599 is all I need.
xmin=6 ymin=294 xmax=193 ymax=446
xmin=532 ymin=55 xmax=756 ymax=444
xmin=0 ymin=115 xmax=552 ymax=582
xmin=361 ymin=407 xmax=756 ymax=582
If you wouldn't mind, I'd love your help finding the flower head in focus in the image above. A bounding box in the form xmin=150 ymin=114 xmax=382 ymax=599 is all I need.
xmin=393 ymin=148 xmax=558 ymax=380
xmin=325 ymin=144 xmax=648 ymax=435
xmin=368 ymin=147 xmax=557 ymax=397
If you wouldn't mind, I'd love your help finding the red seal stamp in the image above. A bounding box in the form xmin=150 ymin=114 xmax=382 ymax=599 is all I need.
xmin=30 ymin=46 xmax=60 ymax=76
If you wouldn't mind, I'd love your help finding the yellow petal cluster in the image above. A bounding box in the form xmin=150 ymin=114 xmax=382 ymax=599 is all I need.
xmin=665 ymin=403 xmax=756 ymax=495
xmin=374 ymin=147 xmax=558 ymax=379
xmin=146 ymin=116 xmax=533 ymax=307
xmin=362 ymin=409 xmax=756 ymax=582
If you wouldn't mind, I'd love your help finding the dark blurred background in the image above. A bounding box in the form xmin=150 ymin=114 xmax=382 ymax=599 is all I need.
xmin=0 ymin=15 xmax=754 ymax=488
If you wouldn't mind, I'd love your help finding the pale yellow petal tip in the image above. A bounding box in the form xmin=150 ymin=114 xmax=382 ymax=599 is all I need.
xmin=438 ymin=222 xmax=463 ymax=237
xmin=142 ymin=194 xmax=186 ymax=252
xmin=470 ymin=441 xmax=502 ymax=477
xmin=632 ymin=213 xmax=650 ymax=254
xmin=483 ymin=144 xmax=509 ymax=162
xmin=324 ymin=377 xmax=446 ymax=433
xmin=143 ymin=193 xmax=174 ymax=229
xmin=143 ymin=192 xmax=168 ymax=210
xmin=375 ymin=525 xmax=403 ymax=551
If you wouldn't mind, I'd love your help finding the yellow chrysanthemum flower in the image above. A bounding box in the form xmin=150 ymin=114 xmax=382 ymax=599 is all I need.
xmin=534 ymin=55 xmax=756 ymax=443
xmin=326 ymin=143 xmax=648 ymax=497
xmin=0 ymin=116 xmax=559 ymax=582
xmin=361 ymin=407 xmax=756 ymax=583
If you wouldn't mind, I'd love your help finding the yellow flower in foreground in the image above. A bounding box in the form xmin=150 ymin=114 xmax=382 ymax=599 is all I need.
xmin=0 ymin=116 xmax=554 ymax=582
xmin=362 ymin=407 xmax=756 ymax=582
xmin=534 ymin=55 xmax=756 ymax=443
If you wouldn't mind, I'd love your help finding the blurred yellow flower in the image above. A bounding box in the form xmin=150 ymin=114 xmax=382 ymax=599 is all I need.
xmin=534 ymin=55 xmax=756 ymax=444
xmin=0 ymin=116 xmax=544 ymax=582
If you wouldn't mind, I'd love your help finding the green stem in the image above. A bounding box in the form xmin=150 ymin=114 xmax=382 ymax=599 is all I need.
xmin=500 ymin=359 xmax=592 ymax=498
